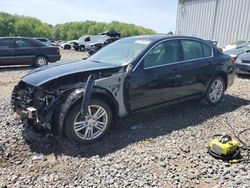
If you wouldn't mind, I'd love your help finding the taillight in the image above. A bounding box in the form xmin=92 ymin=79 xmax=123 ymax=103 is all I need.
xmin=56 ymin=48 xmax=60 ymax=55
xmin=231 ymin=57 xmax=236 ymax=64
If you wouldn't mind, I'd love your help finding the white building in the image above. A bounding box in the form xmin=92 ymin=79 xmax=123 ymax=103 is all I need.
xmin=176 ymin=0 xmax=250 ymax=47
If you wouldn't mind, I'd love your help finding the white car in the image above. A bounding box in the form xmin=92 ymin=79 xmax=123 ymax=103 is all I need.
xmin=60 ymin=40 xmax=76 ymax=50
xmin=222 ymin=40 xmax=248 ymax=51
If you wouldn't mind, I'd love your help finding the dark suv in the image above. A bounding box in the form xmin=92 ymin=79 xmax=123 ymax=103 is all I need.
xmin=0 ymin=37 xmax=61 ymax=66
xmin=12 ymin=35 xmax=235 ymax=143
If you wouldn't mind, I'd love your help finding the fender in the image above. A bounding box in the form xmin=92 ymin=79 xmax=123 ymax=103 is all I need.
xmin=58 ymin=65 xmax=132 ymax=135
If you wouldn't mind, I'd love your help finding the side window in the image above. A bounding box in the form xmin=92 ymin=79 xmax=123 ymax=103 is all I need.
xmin=30 ymin=40 xmax=42 ymax=47
xmin=202 ymin=43 xmax=212 ymax=57
xmin=144 ymin=40 xmax=179 ymax=68
xmin=181 ymin=40 xmax=203 ymax=61
xmin=37 ymin=39 xmax=47 ymax=42
xmin=181 ymin=40 xmax=212 ymax=61
xmin=14 ymin=39 xmax=30 ymax=48
xmin=0 ymin=39 xmax=11 ymax=49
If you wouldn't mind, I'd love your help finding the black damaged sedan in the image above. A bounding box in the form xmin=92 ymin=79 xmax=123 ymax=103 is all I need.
xmin=12 ymin=35 xmax=235 ymax=143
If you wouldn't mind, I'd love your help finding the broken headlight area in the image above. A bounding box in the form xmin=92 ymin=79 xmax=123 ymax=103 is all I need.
xmin=12 ymin=81 xmax=34 ymax=110
xmin=12 ymin=81 xmax=61 ymax=130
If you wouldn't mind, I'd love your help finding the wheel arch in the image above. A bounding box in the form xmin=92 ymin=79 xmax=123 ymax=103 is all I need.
xmin=33 ymin=54 xmax=49 ymax=65
xmin=57 ymin=87 xmax=119 ymax=136
xmin=214 ymin=71 xmax=228 ymax=90
xmin=91 ymin=89 xmax=119 ymax=121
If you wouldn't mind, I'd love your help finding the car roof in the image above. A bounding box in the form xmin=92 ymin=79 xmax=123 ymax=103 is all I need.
xmin=126 ymin=35 xmax=207 ymax=42
xmin=0 ymin=37 xmax=35 ymax=40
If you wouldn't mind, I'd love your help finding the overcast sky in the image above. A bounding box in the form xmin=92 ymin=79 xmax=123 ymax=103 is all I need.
xmin=0 ymin=0 xmax=177 ymax=33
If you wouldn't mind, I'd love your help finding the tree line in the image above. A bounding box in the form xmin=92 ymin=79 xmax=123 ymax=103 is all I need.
xmin=0 ymin=12 xmax=156 ymax=40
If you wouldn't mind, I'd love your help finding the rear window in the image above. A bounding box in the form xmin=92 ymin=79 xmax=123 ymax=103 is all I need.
xmin=0 ymin=39 xmax=11 ymax=49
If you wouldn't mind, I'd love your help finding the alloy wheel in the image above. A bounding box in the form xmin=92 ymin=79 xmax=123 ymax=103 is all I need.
xmin=73 ymin=105 xmax=108 ymax=141
xmin=209 ymin=79 xmax=224 ymax=103
xmin=36 ymin=57 xmax=47 ymax=66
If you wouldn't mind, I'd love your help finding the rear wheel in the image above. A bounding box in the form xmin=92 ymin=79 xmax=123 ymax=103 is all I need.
xmin=64 ymin=99 xmax=112 ymax=144
xmin=64 ymin=45 xmax=71 ymax=50
xmin=205 ymin=76 xmax=225 ymax=105
xmin=34 ymin=56 xmax=48 ymax=67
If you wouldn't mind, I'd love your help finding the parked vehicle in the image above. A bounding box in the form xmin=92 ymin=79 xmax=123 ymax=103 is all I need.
xmin=52 ymin=40 xmax=65 ymax=47
xmin=34 ymin=37 xmax=52 ymax=46
xmin=11 ymin=35 xmax=235 ymax=143
xmin=60 ymin=40 xmax=76 ymax=50
xmin=222 ymin=40 xmax=248 ymax=51
xmin=100 ymin=30 xmax=121 ymax=38
xmin=0 ymin=37 xmax=61 ymax=66
xmin=73 ymin=35 xmax=119 ymax=52
xmin=86 ymin=36 xmax=119 ymax=55
xmin=73 ymin=36 xmax=90 ymax=51
xmin=223 ymin=43 xmax=250 ymax=60
xmin=235 ymin=52 xmax=250 ymax=75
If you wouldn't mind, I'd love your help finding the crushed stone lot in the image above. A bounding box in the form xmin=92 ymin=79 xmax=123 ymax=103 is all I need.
xmin=0 ymin=51 xmax=250 ymax=187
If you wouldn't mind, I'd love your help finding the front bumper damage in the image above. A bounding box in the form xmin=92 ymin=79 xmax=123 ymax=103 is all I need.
xmin=11 ymin=65 xmax=132 ymax=136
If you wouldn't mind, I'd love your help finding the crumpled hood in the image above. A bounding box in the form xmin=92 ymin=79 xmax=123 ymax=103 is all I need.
xmin=22 ymin=60 xmax=120 ymax=86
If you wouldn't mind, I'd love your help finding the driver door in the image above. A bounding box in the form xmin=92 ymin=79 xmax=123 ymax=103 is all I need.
xmin=128 ymin=39 xmax=183 ymax=110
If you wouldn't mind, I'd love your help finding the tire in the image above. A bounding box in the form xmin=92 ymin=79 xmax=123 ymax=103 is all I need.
xmin=34 ymin=56 xmax=48 ymax=67
xmin=64 ymin=45 xmax=71 ymax=50
xmin=205 ymin=76 xmax=225 ymax=105
xmin=79 ymin=45 xmax=85 ymax=52
xmin=64 ymin=99 xmax=112 ymax=144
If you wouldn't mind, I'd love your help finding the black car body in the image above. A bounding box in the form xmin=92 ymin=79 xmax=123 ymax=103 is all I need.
xmin=0 ymin=37 xmax=61 ymax=66
xmin=11 ymin=35 xmax=235 ymax=143
xmin=235 ymin=53 xmax=250 ymax=74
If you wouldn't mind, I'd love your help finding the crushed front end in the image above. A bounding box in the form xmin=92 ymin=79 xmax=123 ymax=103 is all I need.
xmin=11 ymin=80 xmax=63 ymax=134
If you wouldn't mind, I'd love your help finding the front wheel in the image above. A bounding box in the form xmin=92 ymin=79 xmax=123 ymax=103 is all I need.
xmin=79 ymin=45 xmax=85 ymax=52
xmin=64 ymin=99 xmax=112 ymax=144
xmin=205 ymin=76 xmax=225 ymax=105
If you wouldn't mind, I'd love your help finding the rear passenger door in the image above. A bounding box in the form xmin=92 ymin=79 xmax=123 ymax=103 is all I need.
xmin=12 ymin=39 xmax=35 ymax=64
xmin=0 ymin=38 xmax=13 ymax=65
xmin=176 ymin=39 xmax=214 ymax=97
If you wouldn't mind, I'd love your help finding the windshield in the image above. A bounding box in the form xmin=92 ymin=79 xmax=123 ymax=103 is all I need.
xmin=88 ymin=38 xmax=151 ymax=66
xmin=78 ymin=36 xmax=86 ymax=41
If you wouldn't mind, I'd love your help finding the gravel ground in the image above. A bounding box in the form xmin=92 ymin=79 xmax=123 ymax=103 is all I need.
xmin=0 ymin=51 xmax=250 ymax=187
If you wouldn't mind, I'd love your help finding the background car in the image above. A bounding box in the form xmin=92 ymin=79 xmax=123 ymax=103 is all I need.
xmin=99 ymin=30 xmax=121 ymax=38
xmin=222 ymin=40 xmax=248 ymax=51
xmin=60 ymin=40 xmax=76 ymax=50
xmin=223 ymin=42 xmax=250 ymax=60
xmin=72 ymin=36 xmax=90 ymax=51
xmin=235 ymin=52 xmax=250 ymax=75
xmin=73 ymin=35 xmax=120 ymax=52
xmin=34 ymin=37 xmax=52 ymax=46
xmin=0 ymin=37 xmax=61 ymax=66
xmin=12 ymin=35 xmax=235 ymax=144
